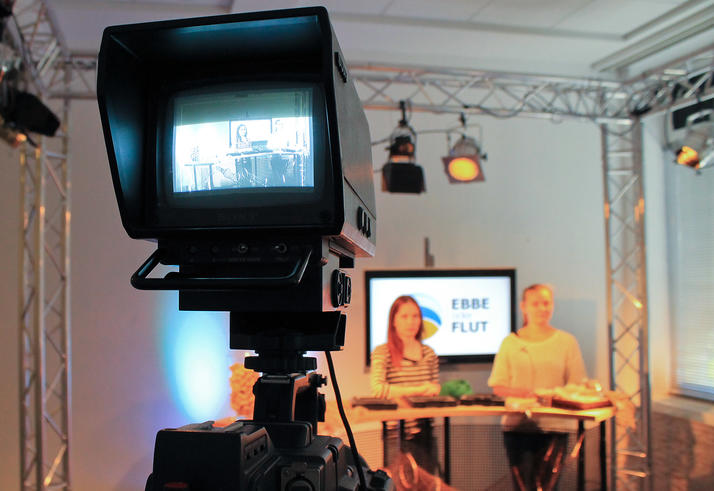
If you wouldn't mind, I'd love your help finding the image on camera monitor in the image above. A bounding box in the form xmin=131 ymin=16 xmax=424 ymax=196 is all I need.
xmin=172 ymin=87 xmax=315 ymax=194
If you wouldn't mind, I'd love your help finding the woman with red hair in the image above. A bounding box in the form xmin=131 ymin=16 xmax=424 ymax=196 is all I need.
xmin=370 ymin=295 xmax=440 ymax=400
xmin=370 ymin=295 xmax=441 ymax=478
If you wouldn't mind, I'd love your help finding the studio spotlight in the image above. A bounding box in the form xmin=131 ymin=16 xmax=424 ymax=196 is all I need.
xmin=0 ymin=1 xmax=13 ymax=19
xmin=675 ymin=109 xmax=714 ymax=170
xmin=381 ymin=100 xmax=425 ymax=194
xmin=0 ymin=84 xmax=60 ymax=141
xmin=442 ymin=116 xmax=486 ymax=184
xmin=0 ymin=115 xmax=27 ymax=147
xmin=0 ymin=2 xmax=15 ymax=40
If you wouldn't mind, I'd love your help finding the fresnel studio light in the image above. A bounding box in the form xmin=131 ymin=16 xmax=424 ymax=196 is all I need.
xmin=0 ymin=64 xmax=26 ymax=147
xmin=442 ymin=115 xmax=487 ymax=184
xmin=0 ymin=68 xmax=60 ymax=147
xmin=381 ymin=100 xmax=426 ymax=194
xmin=378 ymin=106 xmax=490 ymax=193
xmin=675 ymin=109 xmax=714 ymax=171
xmin=0 ymin=6 xmax=60 ymax=149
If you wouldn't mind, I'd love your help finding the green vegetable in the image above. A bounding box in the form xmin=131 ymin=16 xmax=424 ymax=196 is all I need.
xmin=440 ymin=379 xmax=473 ymax=398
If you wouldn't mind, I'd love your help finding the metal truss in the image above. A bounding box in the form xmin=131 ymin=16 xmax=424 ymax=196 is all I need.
xmin=601 ymin=119 xmax=651 ymax=490
xmin=624 ymin=44 xmax=714 ymax=116
xmin=351 ymin=62 xmax=630 ymax=123
xmin=18 ymin=124 xmax=72 ymax=491
xmin=349 ymin=45 xmax=714 ymax=124
xmin=3 ymin=1 xmax=73 ymax=490
xmin=5 ymin=0 xmax=95 ymax=99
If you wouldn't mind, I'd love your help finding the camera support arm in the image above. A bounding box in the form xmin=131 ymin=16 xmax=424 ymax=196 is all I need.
xmin=130 ymin=247 xmax=311 ymax=290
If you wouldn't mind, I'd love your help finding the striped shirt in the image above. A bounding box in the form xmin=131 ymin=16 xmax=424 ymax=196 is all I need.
xmin=370 ymin=343 xmax=439 ymax=399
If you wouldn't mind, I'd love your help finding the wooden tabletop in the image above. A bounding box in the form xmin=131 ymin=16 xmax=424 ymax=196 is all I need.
xmin=349 ymin=403 xmax=616 ymax=424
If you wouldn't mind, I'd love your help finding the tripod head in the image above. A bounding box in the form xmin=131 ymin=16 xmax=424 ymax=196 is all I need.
xmin=235 ymin=310 xmax=347 ymax=438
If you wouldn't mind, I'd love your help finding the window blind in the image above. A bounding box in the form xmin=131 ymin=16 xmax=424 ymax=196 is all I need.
xmin=665 ymin=161 xmax=714 ymax=401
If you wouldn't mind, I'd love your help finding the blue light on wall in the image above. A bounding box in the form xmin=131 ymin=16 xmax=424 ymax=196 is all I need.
xmin=158 ymin=294 xmax=231 ymax=422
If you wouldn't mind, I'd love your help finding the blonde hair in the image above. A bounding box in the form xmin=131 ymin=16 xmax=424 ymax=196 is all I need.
xmin=520 ymin=283 xmax=554 ymax=327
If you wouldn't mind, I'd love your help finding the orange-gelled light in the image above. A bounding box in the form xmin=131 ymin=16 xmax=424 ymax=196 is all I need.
xmin=447 ymin=157 xmax=480 ymax=181
xmin=13 ymin=132 xmax=27 ymax=148
xmin=677 ymin=146 xmax=700 ymax=168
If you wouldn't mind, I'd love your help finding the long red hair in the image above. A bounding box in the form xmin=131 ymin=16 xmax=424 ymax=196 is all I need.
xmin=387 ymin=295 xmax=424 ymax=369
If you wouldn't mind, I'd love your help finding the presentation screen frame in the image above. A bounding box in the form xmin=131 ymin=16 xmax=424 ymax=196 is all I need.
xmin=365 ymin=268 xmax=517 ymax=366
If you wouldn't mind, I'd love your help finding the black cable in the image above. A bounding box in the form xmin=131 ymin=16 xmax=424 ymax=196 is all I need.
xmin=372 ymin=125 xmax=482 ymax=146
xmin=325 ymin=350 xmax=368 ymax=491
xmin=371 ymin=136 xmax=391 ymax=146
xmin=398 ymin=100 xmax=408 ymax=124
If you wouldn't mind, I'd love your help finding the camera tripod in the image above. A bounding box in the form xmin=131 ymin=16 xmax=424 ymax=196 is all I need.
xmin=146 ymin=312 xmax=392 ymax=490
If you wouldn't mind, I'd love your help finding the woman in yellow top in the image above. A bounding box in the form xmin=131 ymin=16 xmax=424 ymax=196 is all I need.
xmin=489 ymin=284 xmax=587 ymax=491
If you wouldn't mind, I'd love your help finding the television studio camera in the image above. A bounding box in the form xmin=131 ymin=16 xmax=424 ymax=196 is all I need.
xmin=97 ymin=7 xmax=390 ymax=490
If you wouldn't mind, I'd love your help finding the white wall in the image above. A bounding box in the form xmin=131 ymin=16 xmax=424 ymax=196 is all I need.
xmin=641 ymin=114 xmax=673 ymax=399
xmin=334 ymin=110 xmax=608 ymax=394
xmin=0 ymin=99 xmax=609 ymax=490
xmin=0 ymin=141 xmax=21 ymax=491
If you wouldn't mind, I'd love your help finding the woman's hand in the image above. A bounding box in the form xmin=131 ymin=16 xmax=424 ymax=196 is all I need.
xmin=423 ymin=382 xmax=442 ymax=396
xmin=492 ymin=385 xmax=534 ymax=398
xmin=410 ymin=382 xmax=440 ymax=396
xmin=390 ymin=382 xmax=442 ymax=399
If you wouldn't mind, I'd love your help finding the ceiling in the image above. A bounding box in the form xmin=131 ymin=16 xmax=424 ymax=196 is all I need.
xmin=49 ymin=0 xmax=714 ymax=80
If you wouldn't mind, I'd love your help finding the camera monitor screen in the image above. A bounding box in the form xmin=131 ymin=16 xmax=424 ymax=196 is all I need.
xmin=170 ymin=85 xmax=315 ymax=195
xmin=365 ymin=269 xmax=516 ymax=364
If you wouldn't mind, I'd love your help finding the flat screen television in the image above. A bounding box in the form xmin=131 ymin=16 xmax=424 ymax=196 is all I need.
xmin=365 ymin=269 xmax=516 ymax=364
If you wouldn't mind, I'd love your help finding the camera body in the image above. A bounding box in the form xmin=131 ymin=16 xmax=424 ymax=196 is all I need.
xmin=97 ymin=7 xmax=390 ymax=490
xmin=97 ymin=6 xmax=375 ymax=261
xmin=147 ymin=421 xmax=390 ymax=491
xmin=98 ymin=6 xmax=375 ymax=314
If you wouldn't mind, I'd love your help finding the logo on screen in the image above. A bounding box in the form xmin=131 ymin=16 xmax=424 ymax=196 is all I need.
xmin=412 ymin=294 xmax=441 ymax=340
